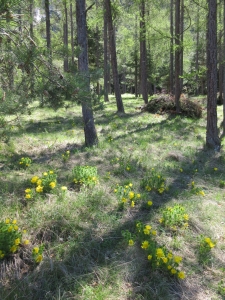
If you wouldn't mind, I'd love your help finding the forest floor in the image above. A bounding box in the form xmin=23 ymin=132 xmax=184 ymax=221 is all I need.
xmin=1 ymin=94 xmax=225 ymax=300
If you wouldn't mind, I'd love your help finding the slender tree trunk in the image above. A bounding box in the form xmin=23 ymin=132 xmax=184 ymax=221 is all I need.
xmin=29 ymin=0 xmax=35 ymax=95
xmin=140 ymin=0 xmax=148 ymax=103
xmin=206 ymin=0 xmax=220 ymax=150
xmin=170 ymin=0 xmax=174 ymax=94
xmin=195 ymin=5 xmax=199 ymax=95
xmin=105 ymin=0 xmax=124 ymax=113
xmin=223 ymin=0 xmax=225 ymax=134
xmin=175 ymin=0 xmax=181 ymax=112
xmin=70 ymin=3 xmax=75 ymax=68
xmin=180 ymin=0 xmax=184 ymax=92
xmin=135 ymin=13 xmax=138 ymax=98
xmin=63 ymin=2 xmax=69 ymax=72
xmin=104 ymin=2 xmax=109 ymax=102
xmin=76 ymin=0 xmax=98 ymax=147
xmin=45 ymin=0 xmax=51 ymax=60
xmin=218 ymin=0 xmax=223 ymax=105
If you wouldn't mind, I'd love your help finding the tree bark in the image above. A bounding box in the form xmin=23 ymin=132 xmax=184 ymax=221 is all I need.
xmin=70 ymin=3 xmax=75 ymax=68
xmin=104 ymin=1 xmax=109 ymax=102
xmin=206 ymin=0 xmax=220 ymax=150
xmin=63 ymin=1 xmax=69 ymax=72
xmin=44 ymin=0 xmax=51 ymax=59
xmin=76 ymin=0 xmax=98 ymax=147
xmin=170 ymin=0 xmax=174 ymax=94
xmin=105 ymin=0 xmax=125 ymax=113
xmin=175 ymin=0 xmax=181 ymax=112
xmin=223 ymin=0 xmax=225 ymax=135
xmin=140 ymin=0 xmax=148 ymax=103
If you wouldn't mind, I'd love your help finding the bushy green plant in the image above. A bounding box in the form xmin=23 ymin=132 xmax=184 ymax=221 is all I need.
xmin=0 ymin=218 xmax=29 ymax=259
xmin=122 ymin=221 xmax=186 ymax=279
xmin=140 ymin=168 xmax=167 ymax=194
xmin=198 ymin=235 xmax=216 ymax=265
xmin=19 ymin=156 xmax=32 ymax=169
xmin=159 ymin=204 xmax=189 ymax=231
xmin=72 ymin=165 xmax=98 ymax=186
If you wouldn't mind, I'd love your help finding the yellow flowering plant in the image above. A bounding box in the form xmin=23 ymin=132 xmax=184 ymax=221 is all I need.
xmin=72 ymin=165 xmax=98 ymax=187
xmin=198 ymin=235 xmax=216 ymax=265
xmin=0 ymin=218 xmax=29 ymax=259
xmin=159 ymin=204 xmax=189 ymax=231
xmin=62 ymin=150 xmax=70 ymax=162
xmin=30 ymin=170 xmax=57 ymax=194
xmin=114 ymin=183 xmax=141 ymax=210
xmin=32 ymin=244 xmax=44 ymax=264
xmin=122 ymin=221 xmax=186 ymax=279
xmin=110 ymin=156 xmax=134 ymax=174
xmin=140 ymin=168 xmax=167 ymax=194
xmin=18 ymin=157 xmax=32 ymax=169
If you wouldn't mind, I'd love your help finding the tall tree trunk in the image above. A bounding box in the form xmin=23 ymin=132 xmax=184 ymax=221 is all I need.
xmin=105 ymin=0 xmax=125 ymax=113
xmin=140 ymin=0 xmax=148 ymax=103
xmin=223 ymin=0 xmax=225 ymax=135
xmin=180 ymin=0 xmax=184 ymax=92
xmin=63 ymin=1 xmax=69 ymax=72
xmin=218 ymin=0 xmax=223 ymax=105
xmin=45 ymin=0 xmax=51 ymax=60
xmin=76 ymin=0 xmax=98 ymax=147
xmin=170 ymin=0 xmax=174 ymax=94
xmin=175 ymin=0 xmax=181 ymax=112
xmin=29 ymin=0 xmax=35 ymax=95
xmin=206 ymin=0 xmax=220 ymax=150
xmin=195 ymin=5 xmax=199 ymax=95
xmin=104 ymin=1 xmax=109 ymax=102
xmin=70 ymin=3 xmax=75 ymax=68
xmin=135 ymin=13 xmax=138 ymax=98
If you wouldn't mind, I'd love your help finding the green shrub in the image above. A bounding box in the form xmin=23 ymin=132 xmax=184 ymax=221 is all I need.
xmin=72 ymin=165 xmax=98 ymax=187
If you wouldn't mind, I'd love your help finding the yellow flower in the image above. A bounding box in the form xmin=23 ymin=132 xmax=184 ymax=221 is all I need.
xmin=43 ymin=172 xmax=48 ymax=176
xmin=122 ymin=197 xmax=127 ymax=203
xmin=171 ymin=268 xmax=177 ymax=274
xmin=147 ymin=255 xmax=152 ymax=260
xmin=167 ymin=265 xmax=172 ymax=270
xmin=167 ymin=253 xmax=173 ymax=259
xmin=143 ymin=228 xmax=150 ymax=235
xmin=183 ymin=214 xmax=189 ymax=221
xmin=126 ymin=167 xmax=130 ymax=171
xmin=37 ymin=179 xmax=42 ymax=186
xmin=35 ymin=254 xmax=43 ymax=263
xmin=49 ymin=181 xmax=56 ymax=189
xmin=141 ymin=241 xmax=149 ymax=249
xmin=146 ymin=185 xmax=151 ymax=191
xmin=180 ymin=168 xmax=183 ymax=172
xmin=24 ymin=240 xmax=30 ymax=245
xmin=129 ymin=183 xmax=133 ymax=187
xmin=5 ymin=218 xmax=10 ymax=224
xmin=147 ymin=201 xmax=153 ymax=206
xmin=158 ymin=188 xmax=164 ymax=194
xmin=214 ymin=167 xmax=218 ymax=171
xmin=159 ymin=218 xmax=164 ymax=223
xmin=151 ymin=230 xmax=157 ymax=236
xmin=61 ymin=186 xmax=67 ymax=191
xmin=8 ymin=225 xmax=13 ymax=232
xmin=131 ymin=201 xmax=135 ymax=207
xmin=0 ymin=251 xmax=5 ymax=259
xmin=174 ymin=256 xmax=182 ymax=264
xmin=25 ymin=188 xmax=31 ymax=193
xmin=114 ymin=189 xmax=117 ymax=193
xmin=162 ymin=257 xmax=168 ymax=264
xmin=12 ymin=219 xmax=17 ymax=224
xmin=31 ymin=176 xmax=39 ymax=183
xmin=129 ymin=191 xmax=135 ymax=199
xmin=14 ymin=225 xmax=18 ymax=231
xmin=156 ymin=248 xmax=164 ymax=258
xmin=33 ymin=247 xmax=39 ymax=254
xmin=209 ymin=242 xmax=215 ymax=248
xmin=204 ymin=237 xmax=211 ymax=243
xmin=178 ymin=271 xmax=186 ymax=279
xmin=137 ymin=194 xmax=141 ymax=198
xmin=49 ymin=170 xmax=54 ymax=174
xmin=10 ymin=245 xmax=17 ymax=253
xmin=199 ymin=190 xmax=205 ymax=196
xmin=128 ymin=239 xmax=134 ymax=246
xmin=25 ymin=193 xmax=31 ymax=199
xmin=36 ymin=185 xmax=43 ymax=193
xmin=14 ymin=238 xmax=20 ymax=245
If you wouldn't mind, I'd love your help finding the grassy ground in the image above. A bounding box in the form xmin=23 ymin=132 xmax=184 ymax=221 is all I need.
xmin=1 ymin=94 xmax=225 ymax=300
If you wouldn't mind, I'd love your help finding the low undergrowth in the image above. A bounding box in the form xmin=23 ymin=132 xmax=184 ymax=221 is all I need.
xmin=0 ymin=94 xmax=225 ymax=300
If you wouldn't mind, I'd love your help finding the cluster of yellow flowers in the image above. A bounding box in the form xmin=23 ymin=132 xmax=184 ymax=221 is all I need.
xmin=0 ymin=219 xmax=30 ymax=259
xmin=114 ymin=183 xmax=142 ymax=208
xmin=190 ymin=181 xmax=205 ymax=196
xmin=32 ymin=246 xmax=43 ymax=263
xmin=127 ymin=221 xmax=186 ymax=280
